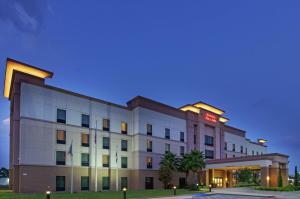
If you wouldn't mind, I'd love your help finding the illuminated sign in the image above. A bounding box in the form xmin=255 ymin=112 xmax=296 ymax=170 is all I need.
xmin=204 ymin=112 xmax=217 ymax=123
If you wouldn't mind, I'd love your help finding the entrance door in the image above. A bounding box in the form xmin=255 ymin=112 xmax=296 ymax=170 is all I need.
xmin=214 ymin=177 xmax=223 ymax=188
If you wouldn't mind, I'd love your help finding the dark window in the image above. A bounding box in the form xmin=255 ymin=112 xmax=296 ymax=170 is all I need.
xmin=147 ymin=140 xmax=152 ymax=152
xmin=165 ymin=128 xmax=170 ymax=139
xmin=252 ymin=150 xmax=254 ymax=155
xmin=180 ymin=132 xmax=184 ymax=142
xmin=180 ymin=146 xmax=185 ymax=156
xmin=56 ymin=176 xmax=65 ymax=191
xmin=165 ymin=143 xmax=170 ymax=154
xmin=56 ymin=151 xmax=66 ymax=165
xmin=232 ymin=144 xmax=236 ymax=152
xmin=224 ymin=142 xmax=227 ymax=150
xmin=56 ymin=130 xmax=66 ymax=144
xmin=179 ymin=177 xmax=186 ymax=188
xmin=103 ymin=137 xmax=110 ymax=149
xmin=205 ymin=135 xmax=214 ymax=146
xmin=121 ymin=122 xmax=127 ymax=134
xmin=121 ymin=177 xmax=128 ymax=189
xmin=146 ymin=157 xmax=152 ymax=169
xmin=121 ymin=157 xmax=128 ymax=168
xmin=194 ymin=134 xmax=196 ymax=144
xmin=102 ymin=155 xmax=109 ymax=167
xmin=81 ymin=114 xmax=89 ymax=128
xmin=246 ymin=148 xmax=248 ymax=155
xmin=193 ymin=125 xmax=197 ymax=144
xmin=102 ymin=177 xmax=110 ymax=190
xmin=233 ymin=154 xmax=236 ymax=158
xmin=57 ymin=109 xmax=66 ymax=123
xmin=81 ymin=153 xmax=89 ymax=166
xmin=225 ymin=153 xmax=228 ymax=158
xmin=240 ymin=146 xmax=243 ymax=153
xmin=147 ymin=124 xmax=152 ymax=136
xmin=257 ymin=151 xmax=259 ymax=155
xmin=103 ymin=119 xmax=110 ymax=131
xmin=205 ymin=149 xmax=214 ymax=159
xmin=81 ymin=134 xmax=89 ymax=147
xmin=121 ymin=140 xmax=128 ymax=151
xmin=145 ymin=177 xmax=154 ymax=189
xmin=81 ymin=176 xmax=89 ymax=191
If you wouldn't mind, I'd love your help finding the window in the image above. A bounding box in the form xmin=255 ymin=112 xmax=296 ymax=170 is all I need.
xmin=225 ymin=153 xmax=228 ymax=158
xmin=194 ymin=134 xmax=196 ymax=144
xmin=180 ymin=146 xmax=185 ymax=156
xmin=232 ymin=144 xmax=236 ymax=152
xmin=81 ymin=114 xmax=89 ymax=128
xmin=240 ymin=146 xmax=243 ymax=153
xmin=179 ymin=177 xmax=186 ymax=188
xmin=102 ymin=177 xmax=110 ymax=190
xmin=81 ymin=176 xmax=89 ymax=191
xmin=121 ymin=177 xmax=128 ymax=189
xmin=56 ymin=151 xmax=66 ymax=165
xmin=165 ymin=128 xmax=170 ymax=139
xmin=146 ymin=157 xmax=152 ymax=169
xmin=252 ymin=150 xmax=254 ymax=156
xmin=56 ymin=176 xmax=65 ymax=191
xmin=81 ymin=153 xmax=89 ymax=166
xmin=121 ymin=122 xmax=127 ymax=134
xmin=103 ymin=119 xmax=110 ymax=131
xmin=205 ymin=135 xmax=214 ymax=146
xmin=145 ymin=177 xmax=154 ymax=189
xmin=121 ymin=140 xmax=128 ymax=151
xmin=180 ymin=132 xmax=184 ymax=142
xmin=147 ymin=140 xmax=152 ymax=152
xmin=165 ymin=143 xmax=170 ymax=153
xmin=147 ymin=124 xmax=152 ymax=136
xmin=257 ymin=151 xmax=259 ymax=155
xmin=246 ymin=148 xmax=248 ymax=155
xmin=81 ymin=134 xmax=89 ymax=147
xmin=56 ymin=130 xmax=66 ymax=144
xmin=205 ymin=150 xmax=214 ymax=159
xmin=193 ymin=125 xmax=197 ymax=144
xmin=233 ymin=154 xmax=235 ymax=158
xmin=102 ymin=155 xmax=109 ymax=167
xmin=224 ymin=142 xmax=227 ymax=150
xmin=103 ymin=137 xmax=110 ymax=149
xmin=121 ymin=157 xmax=128 ymax=168
xmin=57 ymin=109 xmax=66 ymax=123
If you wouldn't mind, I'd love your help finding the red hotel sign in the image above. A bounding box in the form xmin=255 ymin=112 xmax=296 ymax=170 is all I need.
xmin=204 ymin=112 xmax=217 ymax=123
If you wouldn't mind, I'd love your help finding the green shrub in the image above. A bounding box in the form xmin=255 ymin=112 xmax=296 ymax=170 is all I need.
xmin=255 ymin=184 xmax=298 ymax=192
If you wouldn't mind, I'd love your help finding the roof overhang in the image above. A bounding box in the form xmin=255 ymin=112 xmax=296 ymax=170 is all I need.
xmin=193 ymin=102 xmax=224 ymax=115
xmin=3 ymin=58 xmax=53 ymax=98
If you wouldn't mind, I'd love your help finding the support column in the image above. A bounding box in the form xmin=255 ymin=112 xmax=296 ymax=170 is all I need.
xmin=223 ymin=170 xmax=228 ymax=188
xmin=281 ymin=164 xmax=289 ymax=186
xmin=205 ymin=170 xmax=209 ymax=186
xmin=261 ymin=166 xmax=270 ymax=187
xmin=228 ymin=170 xmax=233 ymax=187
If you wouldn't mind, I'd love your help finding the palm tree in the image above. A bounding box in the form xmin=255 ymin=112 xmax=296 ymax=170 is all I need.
xmin=159 ymin=152 xmax=177 ymax=188
xmin=188 ymin=150 xmax=206 ymax=185
xmin=178 ymin=154 xmax=191 ymax=182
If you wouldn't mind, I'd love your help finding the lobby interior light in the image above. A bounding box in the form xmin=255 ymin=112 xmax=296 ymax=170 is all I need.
xmin=266 ymin=176 xmax=270 ymax=181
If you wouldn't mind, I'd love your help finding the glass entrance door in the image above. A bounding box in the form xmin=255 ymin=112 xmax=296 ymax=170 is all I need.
xmin=213 ymin=177 xmax=223 ymax=188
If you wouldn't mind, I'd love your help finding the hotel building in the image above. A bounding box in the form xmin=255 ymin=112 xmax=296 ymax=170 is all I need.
xmin=4 ymin=58 xmax=289 ymax=193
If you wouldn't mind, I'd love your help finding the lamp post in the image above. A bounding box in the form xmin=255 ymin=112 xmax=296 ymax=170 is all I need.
xmin=196 ymin=183 xmax=199 ymax=190
xmin=123 ymin=187 xmax=127 ymax=199
xmin=173 ymin=186 xmax=177 ymax=196
xmin=209 ymin=184 xmax=212 ymax=192
xmin=46 ymin=191 xmax=51 ymax=199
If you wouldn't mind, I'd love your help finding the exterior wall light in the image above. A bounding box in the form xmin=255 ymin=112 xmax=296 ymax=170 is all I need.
xmin=173 ymin=186 xmax=177 ymax=195
xmin=122 ymin=187 xmax=127 ymax=199
xmin=46 ymin=191 xmax=51 ymax=199
xmin=209 ymin=184 xmax=212 ymax=192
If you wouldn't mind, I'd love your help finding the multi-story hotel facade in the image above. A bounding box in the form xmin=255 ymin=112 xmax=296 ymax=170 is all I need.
xmin=4 ymin=58 xmax=289 ymax=193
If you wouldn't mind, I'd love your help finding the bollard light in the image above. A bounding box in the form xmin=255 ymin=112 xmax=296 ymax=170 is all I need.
xmin=209 ymin=184 xmax=212 ymax=192
xmin=46 ymin=191 xmax=51 ymax=199
xmin=173 ymin=186 xmax=177 ymax=196
xmin=196 ymin=183 xmax=199 ymax=190
xmin=123 ymin=187 xmax=127 ymax=199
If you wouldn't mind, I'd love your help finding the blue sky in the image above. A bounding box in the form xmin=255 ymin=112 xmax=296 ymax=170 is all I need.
xmin=0 ymin=0 xmax=299 ymax=174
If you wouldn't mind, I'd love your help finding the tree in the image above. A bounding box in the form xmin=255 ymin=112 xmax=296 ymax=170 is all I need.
xmin=294 ymin=166 xmax=299 ymax=187
xmin=0 ymin=168 xmax=9 ymax=178
xmin=236 ymin=168 xmax=252 ymax=184
xmin=158 ymin=152 xmax=177 ymax=188
xmin=188 ymin=150 xmax=205 ymax=184
xmin=177 ymin=154 xmax=191 ymax=182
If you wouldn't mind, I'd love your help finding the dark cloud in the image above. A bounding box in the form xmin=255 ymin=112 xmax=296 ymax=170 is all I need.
xmin=0 ymin=0 xmax=48 ymax=33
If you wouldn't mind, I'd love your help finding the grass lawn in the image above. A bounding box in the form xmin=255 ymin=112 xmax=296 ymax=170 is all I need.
xmin=0 ymin=189 xmax=207 ymax=199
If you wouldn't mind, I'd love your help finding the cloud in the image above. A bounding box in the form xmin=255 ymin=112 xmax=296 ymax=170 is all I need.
xmin=0 ymin=0 xmax=48 ymax=33
xmin=2 ymin=117 xmax=10 ymax=126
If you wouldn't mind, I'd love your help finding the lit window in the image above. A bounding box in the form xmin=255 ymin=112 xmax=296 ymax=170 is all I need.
xmin=56 ymin=130 xmax=66 ymax=144
xmin=102 ymin=155 xmax=109 ymax=167
xmin=103 ymin=119 xmax=110 ymax=131
xmin=81 ymin=114 xmax=89 ymax=128
xmin=146 ymin=157 xmax=153 ymax=169
xmin=57 ymin=109 xmax=66 ymax=123
xmin=147 ymin=124 xmax=152 ymax=136
xmin=147 ymin=140 xmax=152 ymax=152
xmin=121 ymin=157 xmax=128 ymax=168
xmin=81 ymin=134 xmax=89 ymax=147
xmin=121 ymin=122 xmax=127 ymax=134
